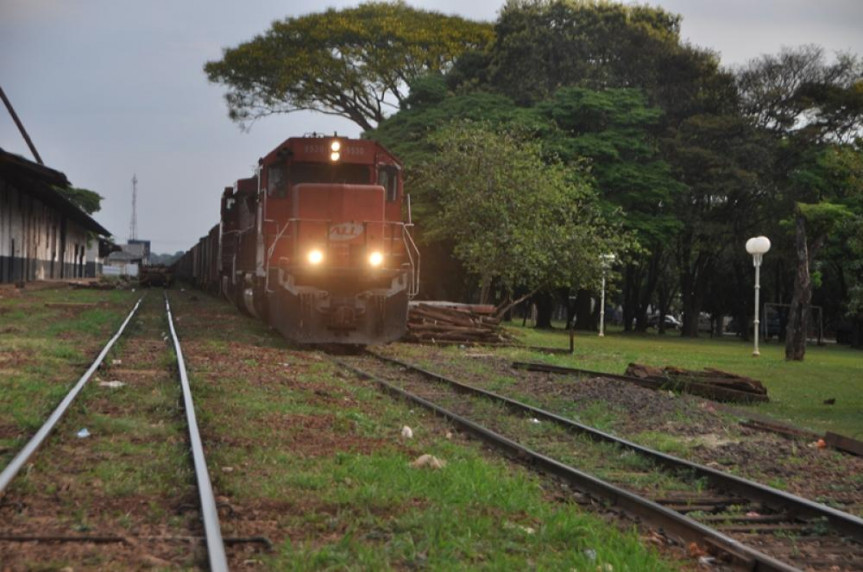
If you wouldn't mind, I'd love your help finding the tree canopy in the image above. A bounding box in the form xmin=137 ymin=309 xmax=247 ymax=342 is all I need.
xmin=486 ymin=0 xmax=683 ymax=104
xmin=204 ymin=2 xmax=493 ymax=130
xmin=412 ymin=121 xmax=628 ymax=305
xmin=56 ymin=186 xmax=103 ymax=215
xmin=736 ymin=45 xmax=863 ymax=358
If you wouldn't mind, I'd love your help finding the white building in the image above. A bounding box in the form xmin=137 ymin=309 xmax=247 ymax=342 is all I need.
xmin=0 ymin=148 xmax=111 ymax=283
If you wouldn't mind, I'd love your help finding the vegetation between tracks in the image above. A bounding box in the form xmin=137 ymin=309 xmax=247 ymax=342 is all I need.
xmin=0 ymin=287 xmax=140 ymax=461
xmin=380 ymin=338 xmax=863 ymax=508
xmin=9 ymin=286 xmax=860 ymax=568
xmin=0 ymin=289 xmax=203 ymax=568
xmin=166 ymin=290 xmax=681 ymax=570
xmin=508 ymin=324 xmax=863 ymax=439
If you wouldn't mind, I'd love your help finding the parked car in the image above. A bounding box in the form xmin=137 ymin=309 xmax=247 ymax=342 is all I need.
xmin=647 ymin=314 xmax=681 ymax=330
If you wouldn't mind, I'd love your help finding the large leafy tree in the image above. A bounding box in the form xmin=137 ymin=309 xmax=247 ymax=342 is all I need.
xmin=487 ymin=0 xmax=682 ymax=104
xmin=535 ymin=87 xmax=683 ymax=331
xmin=737 ymin=45 xmax=863 ymax=359
xmin=412 ymin=122 xmax=628 ymax=310
xmin=792 ymin=144 xmax=863 ymax=347
xmin=460 ymin=0 xmax=747 ymax=334
xmin=663 ymin=113 xmax=774 ymax=337
xmin=204 ymin=2 xmax=493 ymax=131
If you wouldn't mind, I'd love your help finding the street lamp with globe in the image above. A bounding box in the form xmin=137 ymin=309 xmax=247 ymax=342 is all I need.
xmin=745 ymin=236 xmax=771 ymax=356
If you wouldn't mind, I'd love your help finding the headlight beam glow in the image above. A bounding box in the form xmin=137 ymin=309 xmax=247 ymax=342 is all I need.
xmin=368 ymin=251 xmax=384 ymax=267
xmin=308 ymin=249 xmax=324 ymax=265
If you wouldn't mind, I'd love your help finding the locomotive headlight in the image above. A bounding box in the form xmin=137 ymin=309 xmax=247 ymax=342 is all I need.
xmin=330 ymin=140 xmax=341 ymax=152
xmin=330 ymin=151 xmax=341 ymax=162
xmin=307 ymin=249 xmax=324 ymax=265
xmin=368 ymin=251 xmax=384 ymax=267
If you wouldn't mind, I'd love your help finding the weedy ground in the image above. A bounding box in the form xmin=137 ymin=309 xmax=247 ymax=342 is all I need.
xmin=505 ymin=323 xmax=863 ymax=439
xmin=381 ymin=340 xmax=863 ymax=510
xmin=1 ymin=286 xmax=681 ymax=570
xmin=168 ymin=291 xmax=680 ymax=569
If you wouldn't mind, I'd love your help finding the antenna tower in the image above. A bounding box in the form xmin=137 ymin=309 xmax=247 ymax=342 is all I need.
xmin=129 ymin=174 xmax=138 ymax=241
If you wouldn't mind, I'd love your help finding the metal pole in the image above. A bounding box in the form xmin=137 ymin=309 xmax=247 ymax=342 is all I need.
xmin=753 ymin=254 xmax=762 ymax=357
xmin=0 ymin=85 xmax=44 ymax=165
xmin=599 ymin=272 xmax=607 ymax=337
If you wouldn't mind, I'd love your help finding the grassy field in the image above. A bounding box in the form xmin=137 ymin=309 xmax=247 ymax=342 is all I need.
xmin=506 ymin=324 xmax=863 ymax=439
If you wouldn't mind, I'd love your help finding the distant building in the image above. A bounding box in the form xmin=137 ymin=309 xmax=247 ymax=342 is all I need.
xmin=102 ymin=239 xmax=151 ymax=277
xmin=126 ymin=239 xmax=151 ymax=265
xmin=0 ymin=148 xmax=112 ymax=283
xmin=104 ymin=249 xmax=142 ymax=277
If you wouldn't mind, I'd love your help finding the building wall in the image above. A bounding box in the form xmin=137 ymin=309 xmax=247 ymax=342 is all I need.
xmin=0 ymin=178 xmax=95 ymax=283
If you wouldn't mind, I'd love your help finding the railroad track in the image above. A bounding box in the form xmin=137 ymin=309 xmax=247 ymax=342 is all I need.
xmin=338 ymin=351 xmax=863 ymax=571
xmin=0 ymin=294 xmax=230 ymax=570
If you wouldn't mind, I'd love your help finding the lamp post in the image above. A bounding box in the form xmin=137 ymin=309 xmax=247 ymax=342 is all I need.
xmin=745 ymin=236 xmax=771 ymax=356
xmin=598 ymin=254 xmax=615 ymax=337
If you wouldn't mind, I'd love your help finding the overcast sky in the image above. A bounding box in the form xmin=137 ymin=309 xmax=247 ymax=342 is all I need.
xmin=2 ymin=0 xmax=862 ymax=254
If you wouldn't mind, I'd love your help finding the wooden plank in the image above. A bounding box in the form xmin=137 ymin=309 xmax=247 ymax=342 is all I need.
xmin=824 ymin=431 xmax=863 ymax=457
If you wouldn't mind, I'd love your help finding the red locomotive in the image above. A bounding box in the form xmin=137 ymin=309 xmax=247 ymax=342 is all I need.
xmin=176 ymin=135 xmax=419 ymax=345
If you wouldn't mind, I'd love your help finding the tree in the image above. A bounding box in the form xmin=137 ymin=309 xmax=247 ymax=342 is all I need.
xmin=55 ymin=186 xmax=103 ymax=215
xmin=487 ymin=0 xmax=682 ymax=105
xmin=470 ymin=0 xmax=743 ymax=333
xmin=789 ymin=144 xmax=863 ymax=349
xmin=204 ymin=2 xmax=492 ymax=131
xmin=412 ymin=121 xmax=628 ymax=314
xmin=737 ymin=45 xmax=863 ymax=359
xmin=535 ymin=87 xmax=683 ymax=331
xmin=661 ymin=113 xmax=774 ymax=337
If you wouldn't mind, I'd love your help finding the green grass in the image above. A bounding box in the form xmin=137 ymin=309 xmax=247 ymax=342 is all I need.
xmin=158 ymin=290 xmax=683 ymax=570
xmin=263 ymin=447 xmax=675 ymax=570
xmin=506 ymin=324 xmax=863 ymax=438
xmin=0 ymin=288 xmax=141 ymax=464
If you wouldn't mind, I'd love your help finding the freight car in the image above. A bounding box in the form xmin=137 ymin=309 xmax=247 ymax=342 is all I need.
xmin=175 ymin=135 xmax=419 ymax=345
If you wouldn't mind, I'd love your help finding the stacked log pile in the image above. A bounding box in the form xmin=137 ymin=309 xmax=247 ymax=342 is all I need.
xmin=405 ymin=302 xmax=511 ymax=344
xmin=625 ymin=363 xmax=768 ymax=400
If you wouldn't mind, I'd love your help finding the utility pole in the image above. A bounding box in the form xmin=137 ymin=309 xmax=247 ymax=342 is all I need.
xmin=0 ymin=85 xmax=44 ymax=165
xmin=129 ymin=174 xmax=138 ymax=241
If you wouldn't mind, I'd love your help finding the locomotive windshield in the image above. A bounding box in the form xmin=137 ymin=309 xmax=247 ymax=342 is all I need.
xmin=290 ymin=163 xmax=369 ymax=185
xmin=267 ymin=162 xmax=371 ymax=197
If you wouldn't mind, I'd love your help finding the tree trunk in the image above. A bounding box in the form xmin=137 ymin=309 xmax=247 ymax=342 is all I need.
xmin=534 ymin=292 xmax=555 ymax=329
xmin=678 ymin=249 xmax=712 ymax=338
xmin=622 ymin=265 xmax=636 ymax=332
xmin=479 ymin=277 xmax=491 ymax=305
xmin=785 ymin=213 xmax=811 ymax=361
xmin=573 ymin=288 xmax=595 ymax=331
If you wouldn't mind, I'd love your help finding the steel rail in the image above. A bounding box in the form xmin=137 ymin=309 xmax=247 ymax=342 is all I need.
xmin=368 ymin=352 xmax=863 ymax=544
xmin=164 ymin=293 xmax=228 ymax=572
xmin=0 ymin=296 xmax=144 ymax=494
xmin=340 ymin=358 xmax=797 ymax=572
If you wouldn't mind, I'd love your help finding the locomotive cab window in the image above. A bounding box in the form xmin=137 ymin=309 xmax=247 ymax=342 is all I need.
xmin=378 ymin=166 xmax=399 ymax=202
xmin=291 ymin=163 xmax=369 ymax=185
xmin=268 ymin=164 xmax=288 ymax=198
